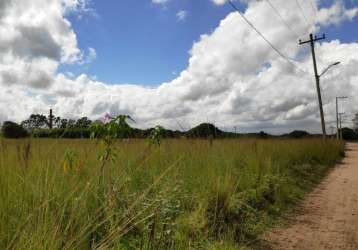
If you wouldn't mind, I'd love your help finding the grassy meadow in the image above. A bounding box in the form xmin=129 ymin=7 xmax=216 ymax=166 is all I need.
xmin=0 ymin=138 xmax=344 ymax=249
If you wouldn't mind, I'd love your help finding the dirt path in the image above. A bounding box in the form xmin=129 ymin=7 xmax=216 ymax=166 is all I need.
xmin=264 ymin=143 xmax=358 ymax=250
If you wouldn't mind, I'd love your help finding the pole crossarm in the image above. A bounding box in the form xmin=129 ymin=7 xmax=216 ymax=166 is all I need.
xmin=299 ymin=34 xmax=326 ymax=45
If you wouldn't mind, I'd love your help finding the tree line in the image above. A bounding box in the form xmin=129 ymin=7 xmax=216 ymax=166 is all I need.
xmin=21 ymin=114 xmax=92 ymax=131
xmin=2 ymin=112 xmax=358 ymax=140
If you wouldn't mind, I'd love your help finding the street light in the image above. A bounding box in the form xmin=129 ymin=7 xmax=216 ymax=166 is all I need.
xmin=319 ymin=61 xmax=341 ymax=78
xmin=315 ymin=61 xmax=341 ymax=140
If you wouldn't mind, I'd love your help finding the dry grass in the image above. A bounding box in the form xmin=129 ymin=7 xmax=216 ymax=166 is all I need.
xmin=0 ymin=138 xmax=344 ymax=249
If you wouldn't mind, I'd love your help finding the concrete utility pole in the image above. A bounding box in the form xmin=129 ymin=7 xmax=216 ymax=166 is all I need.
xmin=49 ymin=109 xmax=53 ymax=129
xmin=299 ymin=33 xmax=327 ymax=140
xmin=329 ymin=125 xmax=335 ymax=136
xmin=336 ymin=96 xmax=348 ymax=140
xmin=339 ymin=112 xmax=344 ymax=140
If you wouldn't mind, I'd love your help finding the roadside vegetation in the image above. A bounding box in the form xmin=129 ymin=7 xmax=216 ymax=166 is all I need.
xmin=2 ymin=112 xmax=353 ymax=139
xmin=0 ymin=136 xmax=344 ymax=249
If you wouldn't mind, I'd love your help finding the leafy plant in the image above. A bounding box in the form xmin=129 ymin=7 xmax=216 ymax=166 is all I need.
xmin=90 ymin=115 xmax=135 ymax=179
xmin=148 ymin=125 xmax=166 ymax=146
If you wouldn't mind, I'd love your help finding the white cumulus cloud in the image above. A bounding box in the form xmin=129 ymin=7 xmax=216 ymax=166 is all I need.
xmin=317 ymin=1 xmax=358 ymax=26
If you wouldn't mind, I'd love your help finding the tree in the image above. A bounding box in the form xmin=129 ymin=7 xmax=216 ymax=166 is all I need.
xmin=67 ymin=119 xmax=76 ymax=128
xmin=53 ymin=116 xmax=62 ymax=128
xmin=75 ymin=117 xmax=92 ymax=128
xmin=187 ymin=123 xmax=223 ymax=138
xmin=58 ymin=119 xmax=76 ymax=129
xmin=341 ymin=127 xmax=358 ymax=140
xmin=1 ymin=121 xmax=28 ymax=138
xmin=353 ymin=113 xmax=358 ymax=133
xmin=21 ymin=114 xmax=48 ymax=131
xmin=286 ymin=130 xmax=310 ymax=138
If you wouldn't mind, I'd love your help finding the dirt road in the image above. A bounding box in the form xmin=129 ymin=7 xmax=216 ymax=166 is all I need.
xmin=264 ymin=143 xmax=358 ymax=250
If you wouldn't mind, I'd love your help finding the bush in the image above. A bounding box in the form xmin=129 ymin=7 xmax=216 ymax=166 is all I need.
xmin=187 ymin=123 xmax=223 ymax=138
xmin=1 ymin=121 xmax=28 ymax=138
xmin=341 ymin=127 xmax=358 ymax=140
xmin=287 ymin=130 xmax=310 ymax=138
xmin=32 ymin=128 xmax=91 ymax=138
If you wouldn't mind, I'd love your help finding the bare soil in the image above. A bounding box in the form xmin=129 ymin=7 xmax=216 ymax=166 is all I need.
xmin=264 ymin=143 xmax=358 ymax=250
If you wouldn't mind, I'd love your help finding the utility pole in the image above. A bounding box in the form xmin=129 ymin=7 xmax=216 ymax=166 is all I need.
xmin=299 ymin=33 xmax=326 ymax=140
xmin=336 ymin=98 xmax=338 ymax=139
xmin=49 ymin=109 xmax=53 ymax=130
xmin=329 ymin=125 xmax=335 ymax=136
xmin=338 ymin=113 xmax=344 ymax=140
xmin=336 ymin=96 xmax=348 ymax=140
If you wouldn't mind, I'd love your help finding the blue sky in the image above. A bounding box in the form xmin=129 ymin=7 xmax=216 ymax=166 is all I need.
xmin=60 ymin=0 xmax=358 ymax=86
xmin=61 ymin=0 xmax=246 ymax=85
xmin=320 ymin=0 xmax=358 ymax=43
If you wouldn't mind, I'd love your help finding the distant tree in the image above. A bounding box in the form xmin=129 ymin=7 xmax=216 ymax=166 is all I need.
xmin=341 ymin=127 xmax=358 ymax=140
xmin=287 ymin=130 xmax=310 ymax=139
xmin=21 ymin=114 xmax=48 ymax=131
xmin=53 ymin=116 xmax=62 ymax=128
xmin=21 ymin=114 xmax=91 ymax=131
xmin=56 ymin=119 xmax=76 ymax=129
xmin=187 ymin=123 xmax=223 ymax=138
xmin=66 ymin=119 xmax=76 ymax=128
xmin=56 ymin=118 xmax=68 ymax=129
xmin=1 ymin=121 xmax=28 ymax=138
xmin=259 ymin=131 xmax=269 ymax=139
xmin=75 ymin=117 xmax=92 ymax=128
xmin=353 ymin=113 xmax=358 ymax=133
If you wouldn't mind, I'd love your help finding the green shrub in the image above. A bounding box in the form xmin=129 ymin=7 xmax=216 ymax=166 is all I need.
xmin=1 ymin=121 xmax=28 ymax=138
xmin=341 ymin=127 xmax=358 ymax=140
xmin=32 ymin=128 xmax=91 ymax=138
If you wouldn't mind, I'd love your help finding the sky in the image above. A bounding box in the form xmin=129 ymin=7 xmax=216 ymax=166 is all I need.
xmin=0 ymin=0 xmax=358 ymax=133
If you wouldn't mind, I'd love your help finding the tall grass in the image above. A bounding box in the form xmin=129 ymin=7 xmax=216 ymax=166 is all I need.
xmin=0 ymin=138 xmax=344 ymax=249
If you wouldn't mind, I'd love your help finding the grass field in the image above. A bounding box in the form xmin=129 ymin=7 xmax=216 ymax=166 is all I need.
xmin=0 ymin=138 xmax=344 ymax=249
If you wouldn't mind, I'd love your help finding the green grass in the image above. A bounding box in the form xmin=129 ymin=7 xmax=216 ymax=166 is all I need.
xmin=0 ymin=138 xmax=344 ymax=249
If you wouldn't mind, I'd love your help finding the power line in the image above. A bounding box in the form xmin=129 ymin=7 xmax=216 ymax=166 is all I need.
xmin=264 ymin=0 xmax=300 ymax=38
xmin=227 ymin=0 xmax=307 ymax=74
xmin=299 ymin=0 xmax=317 ymax=31
xmin=295 ymin=0 xmax=310 ymax=28
xmin=308 ymin=0 xmax=318 ymax=29
xmin=309 ymin=0 xmax=317 ymax=19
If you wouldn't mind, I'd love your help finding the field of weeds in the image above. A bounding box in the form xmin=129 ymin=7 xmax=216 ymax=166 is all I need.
xmin=0 ymin=138 xmax=344 ymax=249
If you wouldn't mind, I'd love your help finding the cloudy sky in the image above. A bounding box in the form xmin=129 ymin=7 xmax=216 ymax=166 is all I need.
xmin=0 ymin=0 xmax=357 ymax=133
